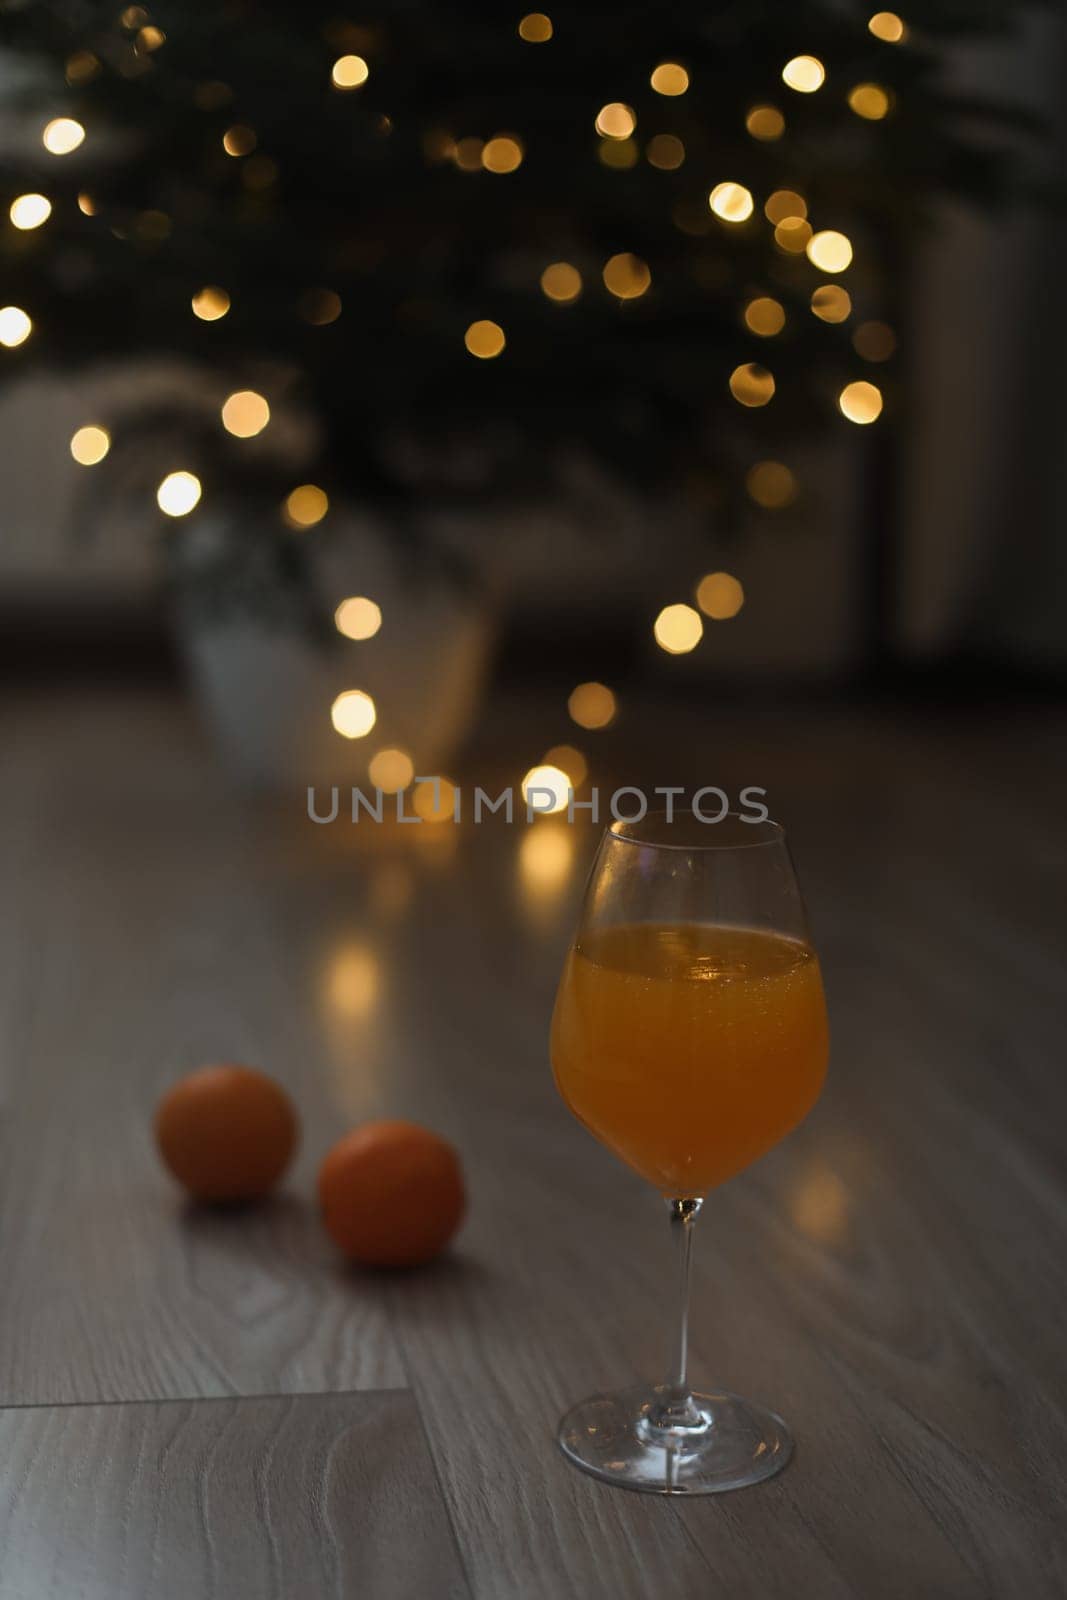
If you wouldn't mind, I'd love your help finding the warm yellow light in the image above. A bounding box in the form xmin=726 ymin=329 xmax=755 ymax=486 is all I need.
xmin=853 ymin=321 xmax=897 ymax=362
xmin=650 ymin=62 xmax=689 ymax=96
xmin=519 ymin=823 xmax=574 ymax=899
xmin=868 ymin=11 xmax=906 ymax=42
xmin=222 ymin=124 xmax=256 ymax=157
xmin=65 ymin=50 xmax=100 ymax=84
xmin=156 ymin=470 xmax=202 ymax=517
xmin=782 ymin=55 xmax=825 ymax=93
xmin=137 ymin=25 xmax=165 ymax=51
xmin=191 ymin=285 xmax=230 ymax=321
xmin=330 ymin=689 xmax=377 ymax=739
xmin=540 ymin=262 xmax=582 ymax=303
xmin=744 ymin=297 xmax=786 ymax=337
xmin=299 ymin=288 xmax=342 ymax=326
xmin=10 ymin=193 xmax=51 ymax=230
xmin=746 ymin=461 xmax=797 ymax=509
xmin=482 ymin=135 xmax=524 ymax=173
xmin=522 ymin=764 xmax=570 ymax=814
xmin=70 ymin=425 xmax=110 ymax=466
xmin=543 ymin=743 xmax=588 ymax=789
xmin=283 ymin=484 xmax=329 ymax=528
xmin=602 ymin=252 xmax=651 ymax=300
xmin=595 ymin=102 xmax=636 ymax=140
xmin=453 ymin=137 xmax=484 ymax=172
xmin=598 ymin=137 xmax=638 ymax=170
xmin=696 ymin=571 xmax=745 ymax=620
xmin=518 ymin=12 xmax=553 ymax=42
xmin=221 ymin=389 xmax=270 ymax=438
xmin=839 ymin=380 xmax=883 ymax=424
xmin=647 ymin=133 xmax=685 ymax=170
xmin=774 ymin=217 xmax=812 ymax=254
xmin=568 ymin=681 xmax=616 ymax=730
xmin=332 ymin=53 xmax=369 ymax=89
xmin=1 ymin=306 xmax=35 ymax=347
xmin=811 ymin=283 xmax=852 ymax=323
xmin=334 ymin=596 xmax=382 ymax=640
xmin=746 ymin=105 xmax=785 ymax=141
xmin=729 ymin=363 xmax=775 ymax=408
xmin=465 ymin=319 xmax=506 ymax=358
xmin=791 ymin=1165 xmax=850 ymax=1242
xmin=807 ymin=230 xmax=853 ymax=273
xmin=369 ymin=748 xmax=414 ymax=793
xmin=413 ymin=778 xmax=457 ymax=823
xmin=42 ymin=118 xmax=85 ymax=155
xmin=77 ymin=192 xmax=96 ymax=216
xmin=849 ymin=83 xmax=891 ymax=120
xmin=119 ymin=6 xmax=148 ymax=28
xmin=324 ymin=943 xmax=380 ymax=1020
xmin=764 ymin=188 xmax=807 ymax=224
xmin=709 ymin=182 xmax=754 ymax=223
xmin=654 ymin=602 xmax=703 ymax=655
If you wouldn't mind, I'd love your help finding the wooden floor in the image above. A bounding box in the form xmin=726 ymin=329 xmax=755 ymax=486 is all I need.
xmin=0 ymin=687 xmax=1063 ymax=1599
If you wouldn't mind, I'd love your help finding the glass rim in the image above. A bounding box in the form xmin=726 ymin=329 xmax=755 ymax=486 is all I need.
xmin=606 ymin=810 xmax=786 ymax=852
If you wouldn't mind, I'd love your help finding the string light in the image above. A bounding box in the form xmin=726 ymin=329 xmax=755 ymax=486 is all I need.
xmin=778 ymin=222 xmax=813 ymax=256
xmin=324 ymin=943 xmax=380 ymax=1019
xmin=869 ymin=11 xmax=907 ymax=42
xmin=413 ymin=777 xmax=457 ymax=822
xmin=220 ymin=389 xmax=270 ymax=438
xmin=650 ymin=63 xmax=689 ymax=96
xmin=709 ymin=183 xmax=754 ymax=223
xmin=192 ymin=286 xmax=230 ymax=321
xmin=482 ymin=135 xmax=524 ymax=173
xmin=568 ymin=681 xmax=616 ymax=729
xmin=284 ymin=484 xmax=329 ymax=527
xmin=764 ymin=189 xmax=807 ymax=224
xmin=602 ymin=253 xmax=651 ymax=300
xmin=782 ymin=56 xmax=825 ymax=93
xmin=136 ymin=25 xmax=165 ymax=52
xmin=849 ymin=84 xmax=891 ymax=120
xmin=519 ymin=824 xmax=574 ymax=898
xmin=543 ymin=744 xmax=587 ymax=788
xmin=599 ymin=138 xmax=638 ymax=170
xmin=807 ymin=230 xmax=853 ymax=272
xmin=647 ymin=134 xmax=685 ymax=170
xmin=369 ymin=748 xmax=414 ymax=792
xmin=335 ymin=596 xmax=382 ymax=639
xmin=522 ymin=765 xmax=570 ymax=814
xmin=744 ymin=297 xmax=786 ymax=336
xmin=9 ymin=194 xmax=51 ymax=230
xmin=42 ymin=118 xmax=85 ymax=155
xmin=853 ymin=321 xmax=897 ymax=361
xmin=222 ymin=124 xmax=256 ymax=157
xmin=465 ymin=319 xmax=506 ymax=358
xmin=77 ymin=192 xmax=96 ymax=216
xmin=454 ymin=138 xmax=484 ymax=171
xmin=330 ymin=689 xmax=376 ymax=739
xmin=729 ymin=364 xmax=775 ymax=407
xmin=811 ymin=284 xmax=852 ymax=322
xmin=0 ymin=307 xmax=32 ymax=348
xmin=518 ymin=13 xmax=553 ymax=42
xmin=65 ymin=50 xmax=100 ymax=84
xmin=299 ymin=288 xmax=342 ymax=325
xmin=70 ymin=425 xmax=110 ymax=465
xmin=696 ymin=572 xmax=744 ymax=619
xmin=839 ymin=380 xmax=883 ymax=423
xmin=540 ymin=262 xmax=582 ymax=303
xmin=653 ymin=603 xmax=703 ymax=654
xmin=746 ymin=461 xmax=797 ymax=509
xmin=746 ymin=105 xmax=785 ymax=141
xmin=156 ymin=471 xmax=202 ymax=516
xmin=595 ymin=103 xmax=636 ymax=140
xmin=331 ymin=54 xmax=369 ymax=89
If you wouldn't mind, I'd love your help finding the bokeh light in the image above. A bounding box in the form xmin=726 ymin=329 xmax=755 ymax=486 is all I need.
xmin=518 ymin=13 xmax=553 ymax=42
xmin=221 ymin=389 xmax=270 ymax=438
xmin=868 ymin=11 xmax=906 ymax=42
xmin=284 ymin=484 xmax=329 ymax=527
xmin=811 ymin=283 xmax=852 ymax=322
xmin=729 ymin=363 xmax=775 ymax=407
xmin=764 ymin=189 xmax=807 ymax=224
xmin=369 ymin=748 xmax=414 ymax=793
xmin=599 ymin=138 xmax=638 ymax=170
xmin=330 ymin=689 xmax=377 ymax=739
xmin=465 ymin=319 xmax=506 ymax=358
xmin=807 ymin=230 xmax=853 ymax=272
xmin=650 ymin=63 xmax=689 ymax=96
xmin=324 ymin=943 xmax=380 ymax=1020
xmin=849 ymin=83 xmax=891 ymax=120
xmin=42 ymin=118 xmax=85 ymax=154
xmin=782 ymin=56 xmax=825 ymax=93
xmin=838 ymin=380 xmax=884 ymax=424
xmin=299 ymin=287 xmax=343 ymax=326
xmin=222 ymin=124 xmax=256 ymax=157
xmin=696 ymin=572 xmax=745 ymax=620
xmin=0 ymin=307 xmax=32 ymax=348
xmin=413 ymin=778 xmax=457 ymax=822
xmin=654 ymin=603 xmax=703 ymax=654
xmin=70 ymin=425 xmax=110 ymax=466
xmin=543 ymin=744 xmax=588 ymax=789
xmin=774 ymin=217 xmax=812 ymax=254
xmin=745 ymin=105 xmax=785 ymax=141
xmin=602 ymin=253 xmax=651 ymax=300
xmin=156 ymin=470 xmax=202 ymax=517
xmin=647 ymin=134 xmax=685 ymax=170
xmin=335 ymin=596 xmax=382 ymax=640
xmin=568 ymin=681 xmax=616 ymax=729
xmin=595 ymin=103 xmax=636 ymax=140
xmin=540 ymin=262 xmax=582 ymax=303
xmin=519 ymin=824 xmax=575 ymax=901
xmin=482 ymin=135 xmax=524 ymax=173
xmin=522 ymin=764 xmax=571 ymax=814
xmin=191 ymin=285 xmax=230 ymax=321
xmin=9 ymin=194 xmax=51 ymax=230
xmin=454 ymin=138 xmax=484 ymax=172
xmin=331 ymin=54 xmax=369 ymax=89
xmin=709 ymin=182 xmax=754 ymax=223
xmin=744 ymin=297 xmax=786 ymax=337
xmin=746 ymin=461 xmax=797 ymax=509
xmin=853 ymin=321 xmax=897 ymax=361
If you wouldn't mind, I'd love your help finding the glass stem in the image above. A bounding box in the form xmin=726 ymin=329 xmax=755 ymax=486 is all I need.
xmin=647 ymin=1196 xmax=705 ymax=1435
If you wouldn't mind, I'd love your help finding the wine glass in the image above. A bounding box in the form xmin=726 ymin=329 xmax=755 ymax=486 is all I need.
xmin=550 ymin=811 xmax=829 ymax=1494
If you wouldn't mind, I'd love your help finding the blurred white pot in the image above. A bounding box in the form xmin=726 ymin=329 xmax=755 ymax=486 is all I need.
xmin=172 ymin=504 xmax=493 ymax=792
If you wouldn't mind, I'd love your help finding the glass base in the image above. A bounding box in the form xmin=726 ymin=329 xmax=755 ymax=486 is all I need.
xmin=557 ymin=1382 xmax=793 ymax=1496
